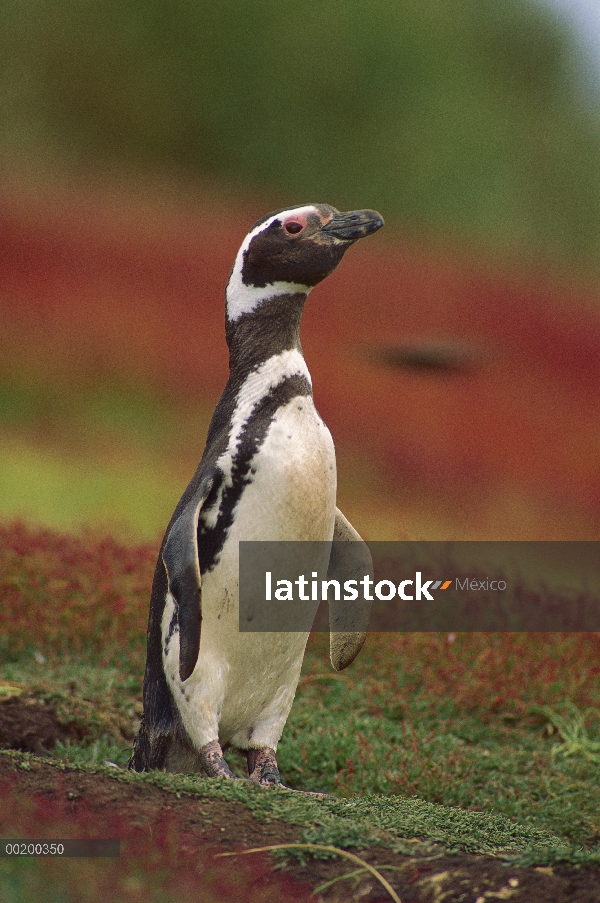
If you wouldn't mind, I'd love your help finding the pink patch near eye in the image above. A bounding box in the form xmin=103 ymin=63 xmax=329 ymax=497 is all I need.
xmin=284 ymin=221 xmax=304 ymax=235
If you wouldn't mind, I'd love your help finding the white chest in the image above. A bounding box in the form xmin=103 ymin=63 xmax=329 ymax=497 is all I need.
xmin=161 ymin=370 xmax=337 ymax=751
xmin=229 ymin=395 xmax=337 ymax=542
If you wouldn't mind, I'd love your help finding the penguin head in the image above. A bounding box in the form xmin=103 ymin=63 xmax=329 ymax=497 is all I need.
xmin=226 ymin=204 xmax=384 ymax=322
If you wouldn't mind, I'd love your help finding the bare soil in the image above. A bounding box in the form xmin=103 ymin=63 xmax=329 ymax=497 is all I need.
xmin=0 ymin=691 xmax=81 ymax=755
xmin=0 ymin=700 xmax=599 ymax=901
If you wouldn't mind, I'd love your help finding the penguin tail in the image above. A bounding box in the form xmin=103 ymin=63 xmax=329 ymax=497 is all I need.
xmin=129 ymin=714 xmax=171 ymax=772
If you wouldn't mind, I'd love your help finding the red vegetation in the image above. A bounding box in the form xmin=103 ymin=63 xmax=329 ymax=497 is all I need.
xmin=366 ymin=631 xmax=600 ymax=717
xmin=0 ymin=521 xmax=155 ymax=668
xmin=4 ymin=520 xmax=600 ymax=720
xmin=1 ymin=182 xmax=600 ymax=534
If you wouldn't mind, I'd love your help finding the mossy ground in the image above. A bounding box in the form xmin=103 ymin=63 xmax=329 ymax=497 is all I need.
xmin=1 ymin=523 xmax=600 ymax=887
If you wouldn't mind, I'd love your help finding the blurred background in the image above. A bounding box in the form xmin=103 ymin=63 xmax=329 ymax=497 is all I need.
xmin=1 ymin=0 xmax=599 ymax=542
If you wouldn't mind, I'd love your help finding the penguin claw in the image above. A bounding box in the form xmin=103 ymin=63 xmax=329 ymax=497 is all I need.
xmin=199 ymin=739 xmax=236 ymax=779
xmin=247 ymin=747 xmax=281 ymax=785
xmin=276 ymin=785 xmax=333 ymax=798
xmin=248 ymin=780 xmax=333 ymax=798
xmin=246 ymin=747 xmax=332 ymax=796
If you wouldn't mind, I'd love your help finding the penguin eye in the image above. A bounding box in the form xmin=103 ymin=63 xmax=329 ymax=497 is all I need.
xmin=284 ymin=221 xmax=304 ymax=235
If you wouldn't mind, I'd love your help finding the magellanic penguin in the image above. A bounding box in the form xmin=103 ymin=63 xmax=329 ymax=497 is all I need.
xmin=130 ymin=204 xmax=384 ymax=786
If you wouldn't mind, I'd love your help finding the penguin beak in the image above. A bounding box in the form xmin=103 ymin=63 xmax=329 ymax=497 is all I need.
xmin=321 ymin=209 xmax=384 ymax=241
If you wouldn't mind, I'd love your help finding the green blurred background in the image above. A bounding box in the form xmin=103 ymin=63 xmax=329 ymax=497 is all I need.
xmin=1 ymin=0 xmax=600 ymax=541
xmin=2 ymin=0 xmax=599 ymax=264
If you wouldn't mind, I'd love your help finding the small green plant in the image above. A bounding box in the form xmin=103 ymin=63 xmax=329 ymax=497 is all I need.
xmin=540 ymin=703 xmax=600 ymax=764
xmin=53 ymin=737 xmax=131 ymax=768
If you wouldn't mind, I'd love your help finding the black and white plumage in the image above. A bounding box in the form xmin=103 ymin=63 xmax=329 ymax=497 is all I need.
xmin=130 ymin=203 xmax=384 ymax=785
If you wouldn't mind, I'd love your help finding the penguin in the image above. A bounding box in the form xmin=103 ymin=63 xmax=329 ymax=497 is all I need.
xmin=130 ymin=203 xmax=384 ymax=786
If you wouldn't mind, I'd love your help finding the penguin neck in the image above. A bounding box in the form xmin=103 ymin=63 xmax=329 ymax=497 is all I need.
xmin=203 ymin=290 xmax=311 ymax=458
xmin=225 ymin=291 xmax=308 ymax=380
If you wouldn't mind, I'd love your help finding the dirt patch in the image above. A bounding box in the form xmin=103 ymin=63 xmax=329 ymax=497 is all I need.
xmin=0 ymin=754 xmax=598 ymax=902
xmin=0 ymin=689 xmax=82 ymax=755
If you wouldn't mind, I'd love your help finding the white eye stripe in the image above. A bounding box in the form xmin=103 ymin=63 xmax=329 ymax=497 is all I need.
xmin=226 ymin=206 xmax=318 ymax=321
xmin=247 ymin=205 xmax=317 ymax=243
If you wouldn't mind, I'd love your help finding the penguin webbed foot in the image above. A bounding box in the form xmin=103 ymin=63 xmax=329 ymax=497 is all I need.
xmin=199 ymin=739 xmax=237 ymax=779
xmin=247 ymin=747 xmax=282 ymax=786
xmin=246 ymin=747 xmax=332 ymax=796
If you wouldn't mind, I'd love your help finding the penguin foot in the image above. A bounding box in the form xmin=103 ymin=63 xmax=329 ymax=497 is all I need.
xmin=246 ymin=748 xmax=332 ymax=796
xmin=199 ymin=740 xmax=236 ymax=779
xmin=247 ymin=747 xmax=281 ymax=786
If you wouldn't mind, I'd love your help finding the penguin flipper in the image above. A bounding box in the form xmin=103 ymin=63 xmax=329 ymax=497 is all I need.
xmin=327 ymin=508 xmax=372 ymax=671
xmin=162 ymin=479 xmax=212 ymax=682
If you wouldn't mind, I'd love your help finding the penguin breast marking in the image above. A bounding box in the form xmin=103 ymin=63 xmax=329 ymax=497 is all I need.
xmin=231 ymin=393 xmax=337 ymax=541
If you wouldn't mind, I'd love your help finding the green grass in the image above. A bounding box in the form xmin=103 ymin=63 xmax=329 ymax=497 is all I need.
xmin=0 ymin=437 xmax=178 ymax=540
xmin=2 ymin=523 xmax=600 ymax=866
xmin=0 ymin=379 xmax=185 ymax=450
xmin=283 ymin=658 xmax=600 ymax=849
xmin=542 ymin=702 xmax=600 ymax=764
xmin=0 ymin=378 xmax=212 ymax=539
xmin=2 ymin=744 xmax=598 ymax=868
xmin=2 ymin=647 xmax=600 ymax=864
